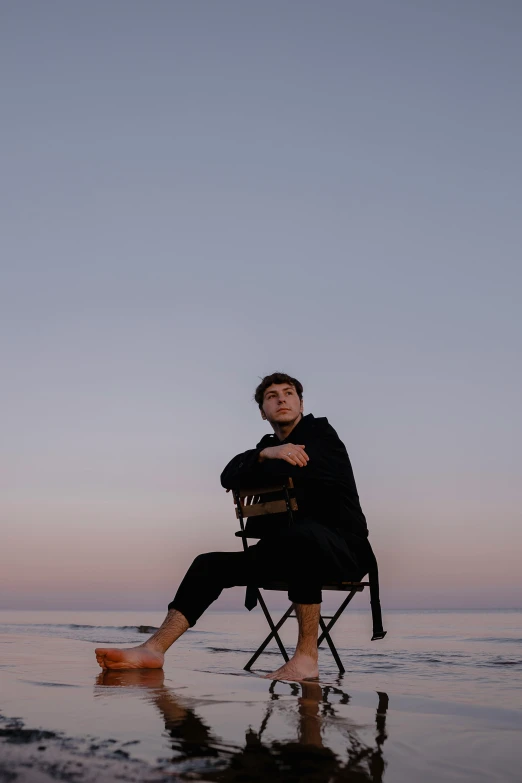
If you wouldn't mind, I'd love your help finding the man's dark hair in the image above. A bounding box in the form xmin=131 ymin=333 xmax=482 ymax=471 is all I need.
xmin=254 ymin=372 xmax=304 ymax=409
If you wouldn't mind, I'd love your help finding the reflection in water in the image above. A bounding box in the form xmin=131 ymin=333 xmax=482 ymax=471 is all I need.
xmin=96 ymin=670 xmax=388 ymax=782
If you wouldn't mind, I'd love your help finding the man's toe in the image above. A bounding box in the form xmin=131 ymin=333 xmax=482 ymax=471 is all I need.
xmin=95 ymin=652 xmax=107 ymax=668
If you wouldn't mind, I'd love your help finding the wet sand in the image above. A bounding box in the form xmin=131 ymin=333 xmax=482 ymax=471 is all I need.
xmin=0 ymin=712 xmax=167 ymax=783
xmin=1 ymin=611 xmax=522 ymax=782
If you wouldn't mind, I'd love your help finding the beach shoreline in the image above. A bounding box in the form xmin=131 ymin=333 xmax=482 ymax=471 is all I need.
xmin=1 ymin=611 xmax=521 ymax=782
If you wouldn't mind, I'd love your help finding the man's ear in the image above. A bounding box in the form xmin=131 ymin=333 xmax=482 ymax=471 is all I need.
xmin=260 ymin=407 xmax=267 ymax=420
xmin=300 ymin=398 xmax=304 ymax=413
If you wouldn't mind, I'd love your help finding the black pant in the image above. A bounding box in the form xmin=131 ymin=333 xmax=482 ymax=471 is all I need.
xmin=168 ymin=520 xmax=367 ymax=627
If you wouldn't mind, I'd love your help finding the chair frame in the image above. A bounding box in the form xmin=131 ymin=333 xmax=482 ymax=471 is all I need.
xmin=231 ymin=478 xmax=370 ymax=675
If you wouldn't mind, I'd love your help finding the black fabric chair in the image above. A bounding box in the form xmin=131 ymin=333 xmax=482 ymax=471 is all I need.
xmin=230 ymin=478 xmax=386 ymax=674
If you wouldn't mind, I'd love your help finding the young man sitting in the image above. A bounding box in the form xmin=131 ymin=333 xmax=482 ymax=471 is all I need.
xmin=95 ymin=372 xmax=382 ymax=681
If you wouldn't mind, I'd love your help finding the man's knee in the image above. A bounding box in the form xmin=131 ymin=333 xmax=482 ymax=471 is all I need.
xmin=190 ymin=551 xmax=223 ymax=574
xmin=188 ymin=551 xmax=246 ymax=586
xmin=288 ymin=585 xmax=322 ymax=605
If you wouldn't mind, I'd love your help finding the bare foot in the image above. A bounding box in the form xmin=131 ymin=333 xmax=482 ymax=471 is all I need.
xmin=264 ymin=653 xmax=319 ymax=682
xmin=95 ymin=643 xmax=164 ymax=671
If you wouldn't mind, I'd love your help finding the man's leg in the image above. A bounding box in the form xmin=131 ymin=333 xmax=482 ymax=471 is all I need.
xmin=264 ymin=602 xmax=320 ymax=681
xmin=261 ymin=520 xmax=368 ymax=680
xmin=95 ymin=551 xmax=250 ymax=670
xmin=251 ymin=526 xmax=325 ymax=681
xmin=95 ymin=610 xmax=189 ymax=670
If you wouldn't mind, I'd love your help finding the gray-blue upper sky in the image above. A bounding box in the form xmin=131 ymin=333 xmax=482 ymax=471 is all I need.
xmin=1 ymin=1 xmax=521 ymax=610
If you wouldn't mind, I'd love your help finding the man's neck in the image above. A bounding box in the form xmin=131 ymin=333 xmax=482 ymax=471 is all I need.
xmin=271 ymin=413 xmax=303 ymax=442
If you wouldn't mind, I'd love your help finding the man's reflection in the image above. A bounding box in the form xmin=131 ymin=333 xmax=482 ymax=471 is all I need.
xmin=96 ymin=671 xmax=388 ymax=781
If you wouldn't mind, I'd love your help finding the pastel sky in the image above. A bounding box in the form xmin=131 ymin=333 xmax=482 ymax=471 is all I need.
xmin=1 ymin=1 xmax=521 ymax=611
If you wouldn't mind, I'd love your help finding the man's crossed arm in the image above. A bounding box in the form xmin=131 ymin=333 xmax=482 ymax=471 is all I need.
xmin=220 ymin=430 xmax=347 ymax=490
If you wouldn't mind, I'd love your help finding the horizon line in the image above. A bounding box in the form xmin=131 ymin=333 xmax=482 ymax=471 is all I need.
xmin=1 ymin=606 xmax=521 ymax=613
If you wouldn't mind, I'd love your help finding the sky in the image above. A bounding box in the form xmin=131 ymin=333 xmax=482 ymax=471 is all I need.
xmin=1 ymin=0 xmax=521 ymax=611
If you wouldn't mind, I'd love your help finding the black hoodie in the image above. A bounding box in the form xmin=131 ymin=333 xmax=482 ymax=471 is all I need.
xmin=220 ymin=413 xmax=368 ymax=539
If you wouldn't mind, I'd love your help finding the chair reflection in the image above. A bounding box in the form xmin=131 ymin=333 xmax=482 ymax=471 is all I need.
xmin=95 ymin=670 xmax=388 ymax=781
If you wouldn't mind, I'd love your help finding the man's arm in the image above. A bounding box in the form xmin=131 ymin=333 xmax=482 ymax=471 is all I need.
xmin=220 ymin=425 xmax=348 ymax=490
xmin=220 ymin=447 xmax=265 ymax=489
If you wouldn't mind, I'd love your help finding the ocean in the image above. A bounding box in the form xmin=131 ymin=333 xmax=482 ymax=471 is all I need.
xmin=1 ymin=608 xmax=521 ymax=781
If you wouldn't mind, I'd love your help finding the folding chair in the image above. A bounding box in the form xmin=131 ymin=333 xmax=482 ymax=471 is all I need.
xmin=230 ymin=478 xmax=386 ymax=675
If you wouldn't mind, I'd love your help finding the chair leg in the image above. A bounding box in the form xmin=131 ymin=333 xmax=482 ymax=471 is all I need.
xmin=319 ymin=616 xmax=345 ymax=674
xmin=244 ymin=592 xmax=293 ymax=671
xmin=317 ymin=590 xmax=357 ymax=646
xmin=314 ymin=590 xmax=358 ymax=674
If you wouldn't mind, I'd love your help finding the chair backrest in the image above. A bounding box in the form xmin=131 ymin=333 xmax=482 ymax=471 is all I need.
xmin=232 ymin=478 xmax=298 ymax=538
xmin=232 ymin=478 xmax=297 ymax=524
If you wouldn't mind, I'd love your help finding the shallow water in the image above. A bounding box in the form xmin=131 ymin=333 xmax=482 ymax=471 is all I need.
xmin=1 ymin=609 xmax=521 ymax=781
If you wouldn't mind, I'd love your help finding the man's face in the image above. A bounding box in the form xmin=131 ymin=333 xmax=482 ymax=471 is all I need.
xmin=260 ymin=383 xmax=303 ymax=425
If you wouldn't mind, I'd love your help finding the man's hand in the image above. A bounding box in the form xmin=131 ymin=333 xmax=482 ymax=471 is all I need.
xmin=258 ymin=444 xmax=309 ymax=467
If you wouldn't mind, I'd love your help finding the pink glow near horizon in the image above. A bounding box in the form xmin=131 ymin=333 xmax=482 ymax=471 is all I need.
xmin=2 ymin=468 xmax=521 ymax=609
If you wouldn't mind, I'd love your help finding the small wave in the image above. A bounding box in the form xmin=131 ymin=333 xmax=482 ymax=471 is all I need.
xmin=66 ymin=624 xmax=99 ymax=629
xmin=21 ymin=680 xmax=80 ymax=688
xmin=483 ymin=660 xmax=522 ymax=667
xmin=1 ymin=622 xmax=160 ymax=633
xmin=472 ymin=637 xmax=522 ymax=644
xmin=68 ymin=624 xmax=159 ymax=633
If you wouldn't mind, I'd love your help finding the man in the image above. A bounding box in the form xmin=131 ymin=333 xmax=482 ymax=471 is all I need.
xmin=95 ymin=372 xmax=384 ymax=680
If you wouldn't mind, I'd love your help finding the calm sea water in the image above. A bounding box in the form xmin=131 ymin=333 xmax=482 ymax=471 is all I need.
xmin=1 ymin=609 xmax=521 ymax=782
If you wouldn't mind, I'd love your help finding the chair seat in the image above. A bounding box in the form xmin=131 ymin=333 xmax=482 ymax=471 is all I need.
xmin=261 ymin=581 xmax=368 ymax=592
